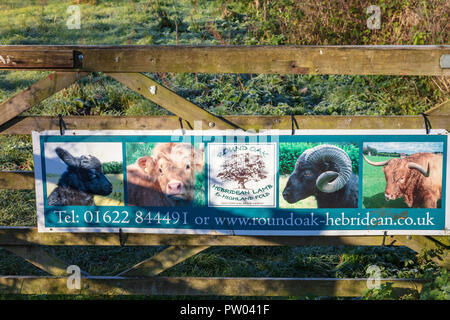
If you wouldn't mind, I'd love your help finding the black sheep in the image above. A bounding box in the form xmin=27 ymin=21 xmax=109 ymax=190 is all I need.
xmin=47 ymin=147 xmax=113 ymax=206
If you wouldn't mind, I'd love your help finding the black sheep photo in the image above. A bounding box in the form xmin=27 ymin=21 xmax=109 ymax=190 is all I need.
xmin=44 ymin=143 xmax=124 ymax=206
xmin=279 ymin=143 xmax=359 ymax=208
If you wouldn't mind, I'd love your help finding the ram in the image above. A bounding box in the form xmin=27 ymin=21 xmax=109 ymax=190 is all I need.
xmin=282 ymin=145 xmax=358 ymax=208
xmin=363 ymin=152 xmax=443 ymax=208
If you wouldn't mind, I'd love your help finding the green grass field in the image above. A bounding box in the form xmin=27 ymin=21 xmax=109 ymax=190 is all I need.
xmin=0 ymin=0 xmax=447 ymax=119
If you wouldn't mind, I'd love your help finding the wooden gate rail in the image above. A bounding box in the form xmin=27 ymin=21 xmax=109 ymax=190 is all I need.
xmin=1 ymin=115 xmax=450 ymax=135
xmin=0 ymin=227 xmax=403 ymax=246
xmin=0 ymin=227 xmax=447 ymax=249
xmin=0 ymin=276 xmax=424 ymax=296
xmin=0 ymin=45 xmax=449 ymax=297
xmin=1 ymin=45 xmax=449 ymax=75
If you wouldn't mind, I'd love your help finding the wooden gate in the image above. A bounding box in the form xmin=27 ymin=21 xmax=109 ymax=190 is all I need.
xmin=0 ymin=45 xmax=448 ymax=297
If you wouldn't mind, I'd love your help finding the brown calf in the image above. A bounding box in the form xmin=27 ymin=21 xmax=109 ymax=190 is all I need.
xmin=126 ymin=156 xmax=172 ymax=206
xmin=126 ymin=143 xmax=204 ymax=206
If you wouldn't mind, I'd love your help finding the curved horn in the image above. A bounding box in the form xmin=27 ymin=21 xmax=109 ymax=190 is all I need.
xmin=408 ymin=162 xmax=430 ymax=177
xmin=362 ymin=154 xmax=390 ymax=166
xmin=304 ymin=145 xmax=353 ymax=193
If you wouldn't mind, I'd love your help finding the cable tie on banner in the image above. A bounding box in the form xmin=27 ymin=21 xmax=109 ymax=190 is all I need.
xmin=58 ymin=114 xmax=67 ymax=136
xmin=382 ymin=231 xmax=387 ymax=247
xmin=119 ymin=228 xmax=126 ymax=247
xmin=420 ymin=113 xmax=432 ymax=135
xmin=291 ymin=114 xmax=299 ymax=135
xmin=179 ymin=117 xmax=185 ymax=135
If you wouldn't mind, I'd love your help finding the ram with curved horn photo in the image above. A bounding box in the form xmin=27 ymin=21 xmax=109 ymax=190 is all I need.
xmin=362 ymin=142 xmax=443 ymax=209
xmin=280 ymin=143 xmax=359 ymax=208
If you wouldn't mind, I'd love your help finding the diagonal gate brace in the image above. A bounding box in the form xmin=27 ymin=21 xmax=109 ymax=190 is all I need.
xmin=0 ymin=72 xmax=89 ymax=126
xmin=116 ymin=245 xmax=210 ymax=277
xmin=107 ymin=72 xmax=238 ymax=130
xmin=1 ymin=245 xmax=89 ymax=276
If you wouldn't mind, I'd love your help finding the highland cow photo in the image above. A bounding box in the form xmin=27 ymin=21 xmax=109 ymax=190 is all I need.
xmin=44 ymin=143 xmax=124 ymax=206
xmin=279 ymin=142 xmax=359 ymax=208
xmin=363 ymin=142 xmax=444 ymax=209
xmin=125 ymin=142 xmax=205 ymax=207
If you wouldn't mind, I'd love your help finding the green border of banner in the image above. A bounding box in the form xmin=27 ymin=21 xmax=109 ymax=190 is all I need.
xmin=34 ymin=130 xmax=448 ymax=235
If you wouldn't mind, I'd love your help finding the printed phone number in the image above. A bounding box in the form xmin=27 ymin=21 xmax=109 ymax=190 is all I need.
xmin=52 ymin=210 xmax=188 ymax=225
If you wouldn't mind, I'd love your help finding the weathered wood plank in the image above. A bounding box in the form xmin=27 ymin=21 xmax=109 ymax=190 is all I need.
xmin=0 ymin=276 xmax=424 ymax=296
xmin=0 ymin=227 xmax=399 ymax=246
xmin=0 ymin=171 xmax=34 ymax=190
xmin=391 ymin=236 xmax=450 ymax=269
xmin=426 ymin=99 xmax=450 ymax=115
xmin=87 ymin=46 xmax=449 ymax=76
xmin=0 ymin=50 xmax=74 ymax=69
xmin=0 ymin=45 xmax=448 ymax=75
xmin=0 ymin=72 xmax=89 ymax=126
xmin=1 ymin=115 xmax=449 ymax=135
xmin=106 ymin=73 xmax=236 ymax=129
xmin=1 ymin=245 xmax=69 ymax=276
xmin=392 ymin=235 xmax=446 ymax=252
xmin=430 ymin=236 xmax=450 ymax=247
xmin=117 ymin=246 xmax=210 ymax=277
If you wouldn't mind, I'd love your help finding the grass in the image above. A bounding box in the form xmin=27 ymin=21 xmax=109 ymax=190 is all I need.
xmin=0 ymin=0 xmax=448 ymax=300
xmin=0 ymin=1 xmax=447 ymax=118
xmin=0 ymin=189 xmax=36 ymax=226
xmin=362 ymin=156 xmax=409 ymax=209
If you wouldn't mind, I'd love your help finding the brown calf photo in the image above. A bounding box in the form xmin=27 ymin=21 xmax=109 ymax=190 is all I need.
xmin=125 ymin=142 xmax=205 ymax=207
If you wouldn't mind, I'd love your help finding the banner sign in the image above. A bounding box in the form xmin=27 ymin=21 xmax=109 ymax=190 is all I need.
xmin=32 ymin=129 xmax=449 ymax=235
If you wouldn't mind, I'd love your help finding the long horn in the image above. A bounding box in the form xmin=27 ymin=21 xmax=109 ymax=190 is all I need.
xmin=304 ymin=145 xmax=353 ymax=193
xmin=363 ymin=154 xmax=390 ymax=166
xmin=408 ymin=162 xmax=430 ymax=177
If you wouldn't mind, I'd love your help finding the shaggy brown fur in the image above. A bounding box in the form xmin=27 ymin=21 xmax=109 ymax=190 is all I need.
xmin=382 ymin=153 xmax=442 ymax=208
xmin=126 ymin=156 xmax=173 ymax=207
xmin=126 ymin=143 xmax=204 ymax=207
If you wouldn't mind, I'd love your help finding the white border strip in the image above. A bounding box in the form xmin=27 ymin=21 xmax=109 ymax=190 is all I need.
xmin=32 ymin=131 xmax=46 ymax=232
